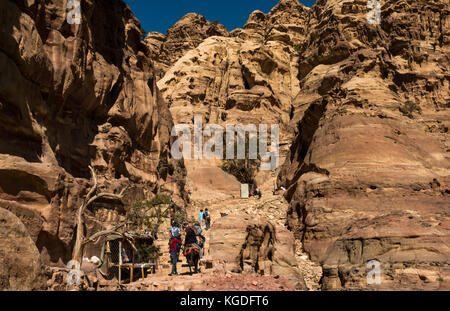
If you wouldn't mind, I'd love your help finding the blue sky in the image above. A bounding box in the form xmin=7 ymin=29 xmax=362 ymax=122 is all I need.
xmin=123 ymin=0 xmax=316 ymax=34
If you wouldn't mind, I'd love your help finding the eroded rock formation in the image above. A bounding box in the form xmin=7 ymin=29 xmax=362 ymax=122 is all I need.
xmin=0 ymin=207 xmax=46 ymax=290
xmin=0 ymin=0 xmax=186 ymax=268
xmin=156 ymin=0 xmax=312 ymax=154
xmin=155 ymin=0 xmax=449 ymax=290
xmin=209 ymin=215 xmax=307 ymax=290
xmin=146 ymin=13 xmax=230 ymax=78
xmin=1 ymin=0 xmax=449 ymax=291
xmin=278 ymin=0 xmax=450 ymax=290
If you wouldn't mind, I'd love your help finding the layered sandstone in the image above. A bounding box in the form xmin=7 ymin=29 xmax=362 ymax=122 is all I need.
xmin=0 ymin=0 xmax=186 ymax=269
xmin=1 ymin=0 xmax=449 ymax=292
xmin=156 ymin=0 xmax=449 ymax=290
xmin=208 ymin=215 xmax=307 ymax=290
xmin=146 ymin=13 xmax=229 ymax=78
xmin=157 ymin=1 xmax=312 ymax=154
xmin=278 ymin=0 xmax=450 ymax=290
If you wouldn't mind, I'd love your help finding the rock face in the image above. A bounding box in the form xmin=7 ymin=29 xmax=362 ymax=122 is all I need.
xmin=1 ymin=0 xmax=449 ymax=292
xmin=0 ymin=208 xmax=46 ymax=290
xmin=156 ymin=0 xmax=449 ymax=290
xmin=277 ymin=0 xmax=450 ymax=290
xmin=0 ymin=0 xmax=186 ymax=268
xmin=157 ymin=1 xmax=311 ymax=152
xmin=209 ymin=215 xmax=307 ymax=290
xmin=146 ymin=13 xmax=229 ymax=78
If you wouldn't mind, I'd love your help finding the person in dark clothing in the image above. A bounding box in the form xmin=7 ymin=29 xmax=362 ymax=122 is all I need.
xmin=184 ymin=225 xmax=198 ymax=246
xmin=256 ymin=188 xmax=262 ymax=199
xmin=184 ymin=225 xmax=203 ymax=257
xmin=204 ymin=208 xmax=211 ymax=230
xmin=169 ymin=236 xmax=181 ymax=276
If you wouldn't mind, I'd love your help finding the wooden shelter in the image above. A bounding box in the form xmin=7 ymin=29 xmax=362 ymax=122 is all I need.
xmin=98 ymin=232 xmax=157 ymax=284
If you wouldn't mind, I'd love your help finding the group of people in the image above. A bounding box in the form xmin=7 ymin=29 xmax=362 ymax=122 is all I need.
xmin=198 ymin=208 xmax=211 ymax=230
xmin=168 ymin=215 xmax=208 ymax=276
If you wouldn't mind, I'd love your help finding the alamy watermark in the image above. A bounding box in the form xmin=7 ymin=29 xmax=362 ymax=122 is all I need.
xmin=67 ymin=0 xmax=81 ymax=25
xmin=66 ymin=257 xmax=101 ymax=285
xmin=366 ymin=0 xmax=381 ymax=25
xmin=367 ymin=260 xmax=382 ymax=285
xmin=171 ymin=116 xmax=280 ymax=171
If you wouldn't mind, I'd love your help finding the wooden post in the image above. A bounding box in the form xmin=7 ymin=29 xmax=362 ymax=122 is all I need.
xmin=131 ymin=247 xmax=134 ymax=283
xmin=106 ymin=241 xmax=111 ymax=277
xmin=130 ymin=265 xmax=133 ymax=284
xmin=118 ymin=240 xmax=122 ymax=285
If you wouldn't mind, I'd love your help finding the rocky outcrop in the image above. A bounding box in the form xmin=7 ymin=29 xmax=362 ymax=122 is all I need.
xmin=156 ymin=1 xmax=311 ymax=151
xmin=156 ymin=0 xmax=449 ymax=290
xmin=209 ymin=215 xmax=307 ymax=290
xmin=0 ymin=208 xmax=46 ymax=290
xmin=146 ymin=13 xmax=229 ymax=78
xmin=2 ymin=0 xmax=449 ymax=292
xmin=277 ymin=0 xmax=450 ymax=290
xmin=0 ymin=0 xmax=186 ymax=268
xmin=242 ymin=0 xmax=309 ymax=45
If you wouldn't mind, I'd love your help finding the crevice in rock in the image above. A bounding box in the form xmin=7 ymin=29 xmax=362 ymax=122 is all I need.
xmin=36 ymin=230 xmax=72 ymax=266
xmin=238 ymin=222 xmax=277 ymax=275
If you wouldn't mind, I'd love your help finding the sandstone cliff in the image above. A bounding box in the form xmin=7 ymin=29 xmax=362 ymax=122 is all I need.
xmin=146 ymin=13 xmax=229 ymax=78
xmin=0 ymin=207 xmax=46 ymax=290
xmin=0 ymin=0 xmax=449 ymax=291
xmin=277 ymin=0 xmax=450 ymax=290
xmin=157 ymin=0 xmax=311 ymax=153
xmin=155 ymin=0 xmax=449 ymax=290
xmin=0 ymin=0 xmax=186 ymax=267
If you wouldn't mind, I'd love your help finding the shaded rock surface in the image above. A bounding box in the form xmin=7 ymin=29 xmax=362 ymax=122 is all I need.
xmin=0 ymin=208 xmax=46 ymax=290
xmin=0 ymin=0 xmax=186 ymax=268
xmin=157 ymin=1 xmax=312 ymax=155
xmin=1 ymin=0 xmax=449 ymax=292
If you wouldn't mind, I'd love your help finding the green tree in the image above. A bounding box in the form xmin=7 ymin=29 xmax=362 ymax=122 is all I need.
xmin=221 ymin=135 xmax=261 ymax=184
xmin=126 ymin=195 xmax=172 ymax=237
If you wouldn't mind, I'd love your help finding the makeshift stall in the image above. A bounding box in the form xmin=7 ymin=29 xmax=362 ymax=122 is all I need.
xmin=98 ymin=232 xmax=157 ymax=284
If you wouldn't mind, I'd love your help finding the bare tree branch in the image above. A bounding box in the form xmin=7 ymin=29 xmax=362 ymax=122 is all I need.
xmin=72 ymin=166 xmax=129 ymax=262
xmin=85 ymin=166 xmax=98 ymax=202
xmin=85 ymin=193 xmax=122 ymax=208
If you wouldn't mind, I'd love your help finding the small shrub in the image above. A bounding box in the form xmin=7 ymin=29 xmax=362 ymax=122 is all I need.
xmin=220 ymin=135 xmax=261 ymax=184
xmin=139 ymin=26 xmax=147 ymax=40
xmin=221 ymin=159 xmax=259 ymax=184
xmin=136 ymin=243 xmax=162 ymax=263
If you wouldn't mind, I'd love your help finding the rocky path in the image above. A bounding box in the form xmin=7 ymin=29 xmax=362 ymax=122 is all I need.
xmin=103 ymin=168 xmax=321 ymax=291
xmin=47 ymin=169 xmax=322 ymax=291
xmin=133 ymin=169 xmax=322 ymax=291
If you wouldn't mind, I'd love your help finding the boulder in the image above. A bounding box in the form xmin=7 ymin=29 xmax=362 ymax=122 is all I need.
xmin=0 ymin=208 xmax=46 ymax=290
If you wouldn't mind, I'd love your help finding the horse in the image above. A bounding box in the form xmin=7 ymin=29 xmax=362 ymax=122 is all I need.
xmin=184 ymin=244 xmax=200 ymax=274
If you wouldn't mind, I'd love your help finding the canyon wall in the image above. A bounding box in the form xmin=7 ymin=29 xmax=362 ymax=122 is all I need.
xmin=278 ymin=0 xmax=449 ymax=290
xmin=154 ymin=0 xmax=449 ymax=290
xmin=0 ymin=0 xmax=448 ymax=291
xmin=0 ymin=0 xmax=186 ymax=271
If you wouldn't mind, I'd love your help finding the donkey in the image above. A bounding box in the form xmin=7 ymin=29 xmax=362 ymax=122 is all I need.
xmin=184 ymin=245 xmax=200 ymax=274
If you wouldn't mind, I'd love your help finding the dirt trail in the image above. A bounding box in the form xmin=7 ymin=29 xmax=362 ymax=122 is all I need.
xmin=128 ymin=166 xmax=322 ymax=291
